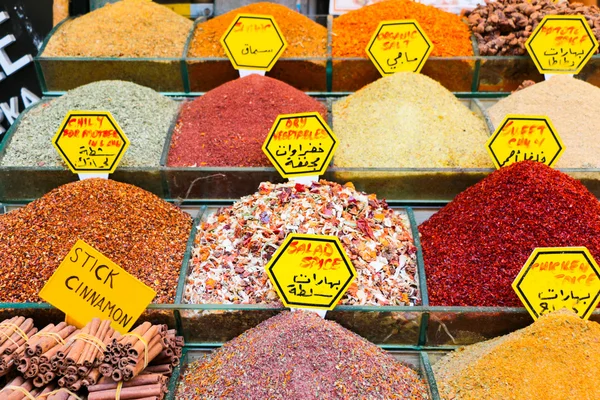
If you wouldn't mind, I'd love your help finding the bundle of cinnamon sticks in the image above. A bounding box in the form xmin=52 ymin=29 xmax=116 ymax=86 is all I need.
xmin=0 ymin=377 xmax=75 ymax=400
xmin=0 ymin=317 xmax=38 ymax=377
xmin=99 ymin=322 xmax=182 ymax=383
xmin=88 ymin=373 xmax=169 ymax=400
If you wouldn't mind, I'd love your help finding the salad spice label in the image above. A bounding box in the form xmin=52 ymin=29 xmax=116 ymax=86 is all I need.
xmin=176 ymin=311 xmax=429 ymax=399
xmin=420 ymin=161 xmax=600 ymax=307
xmin=0 ymin=179 xmax=192 ymax=303
xmin=184 ymin=180 xmax=420 ymax=306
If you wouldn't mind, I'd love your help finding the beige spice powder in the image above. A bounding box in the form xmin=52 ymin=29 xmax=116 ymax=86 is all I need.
xmin=43 ymin=0 xmax=192 ymax=58
xmin=333 ymin=73 xmax=492 ymax=168
xmin=488 ymin=75 xmax=600 ymax=168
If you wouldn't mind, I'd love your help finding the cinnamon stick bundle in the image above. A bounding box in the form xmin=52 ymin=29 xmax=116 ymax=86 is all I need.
xmin=88 ymin=373 xmax=169 ymax=400
xmin=0 ymin=317 xmax=38 ymax=377
xmin=0 ymin=376 xmax=57 ymax=400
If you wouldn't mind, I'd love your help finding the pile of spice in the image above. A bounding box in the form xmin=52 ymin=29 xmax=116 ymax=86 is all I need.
xmin=420 ymin=161 xmax=600 ymax=306
xmin=434 ymin=310 xmax=600 ymax=400
xmin=488 ymin=75 xmax=600 ymax=168
xmin=1 ymin=80 xmax=179 ymax=168
xmin=332 ymin=0 xmax=473 ymax=57
xmin=176 ymin=311 xmax=429 ymax=399
xmin=43 ymin=0 xmax=192 ymax=57
xmin=187 ymin=2 xmax=326 ymax=58
xmin=0 ymin=179 xmax=192 ymax=303
xmin=167 ymin=75 xmax=327 ymax=167
xmin=333 ymin=72 xmax=491 ymax=168
xmin=465 ymin=0 xmax=600 ymax=56
xmin=184 ymin=180 xmax=420 ymax=306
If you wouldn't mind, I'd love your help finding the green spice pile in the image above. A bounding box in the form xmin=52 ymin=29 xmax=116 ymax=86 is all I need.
xmin=420 ymin=161 xmax=600 ymax=306
xmin=1 ymin=81 xmax=179 ymax=168
xmin=333 ymin=72 xmax=491 ymax=168
xmin=488 ymin=75 xmax=600 ymax=168
xmin=167 ymin=75 xmax=327 ymax=167
xmin=434 ymin=310 xmax=600 ymax=400
xmin=184 ymin=180 xmax=420 ymax=306
xmin=0 ymin=179 xmax=192 ymax=303
xmin=176 ymin=311 xmax=429 ymax=399
xmin=43 ymin=0 xmax=192 ymax=57
xmin=465 ymin=0 xmax=600 ymax=56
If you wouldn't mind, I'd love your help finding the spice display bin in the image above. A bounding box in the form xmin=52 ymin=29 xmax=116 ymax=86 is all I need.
xmin=175 ymin=206 xmax=428 ymax=346
xmin=35 ymin=19 xmax=188 ymax=95
xmin=0 ymin=101 xmax=173 ymax=201
xmin=169 ymin=348 xmax=441 ymax=400
xmin=184 ymin=16 xmax=328 ymax=93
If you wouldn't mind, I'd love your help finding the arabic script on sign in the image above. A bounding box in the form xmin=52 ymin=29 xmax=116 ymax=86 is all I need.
xmin=265 ymin=234 xmax=357 ymax=310
xmin=262 ymin=112 xmax=338 ymax=178
xmin=526 ymin=15 xmax=599 ymax=74
xmin=512 ymin=247 xmax=600 ymax=320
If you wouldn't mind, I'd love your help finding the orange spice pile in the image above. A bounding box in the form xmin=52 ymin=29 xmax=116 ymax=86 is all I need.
xmin=187 ymin=2 xmax=327 ymax=58
xmin=332 ymin=0 xmax=473 ymax=57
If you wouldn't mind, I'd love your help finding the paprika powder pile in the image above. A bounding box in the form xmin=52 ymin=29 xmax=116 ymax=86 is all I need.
xmin=332 ymin=0 xmax=473 ymax=58
xmin=419 ymin=161 xmax=600 ymax=306
xmin=166 ymin=75 xmax=326 ymax=167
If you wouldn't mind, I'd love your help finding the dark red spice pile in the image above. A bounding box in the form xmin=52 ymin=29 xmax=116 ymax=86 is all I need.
xmin=176 ymin=311 xmax=429 ymax=399
xmin=420 ymin=161 xmax=600 ymax=306
xmin=166 ymin=75 xmax=327 ymax=167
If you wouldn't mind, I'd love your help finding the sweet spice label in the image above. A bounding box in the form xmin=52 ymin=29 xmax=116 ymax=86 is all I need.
xmin=486 ymin=115 xmax=565 ymax=169
xmin=262 ymin=112 xmax=338 ymax=178
xmin=366 ymin=19 xmax=433 ymax=75
xmin=526 ymin=15 xmax=599 ymax=74
xmin=265 ymin=234 xmax=357 ymax=310
xmin=512 ymin=247 xmax=600 ymax=320
xmin=220 ymin=13 xmax=288 ymax=71
xmin=52 ymin=111 xmax=130 ymax=174
xmin=39 ymin=240 xmax=156 ymax=333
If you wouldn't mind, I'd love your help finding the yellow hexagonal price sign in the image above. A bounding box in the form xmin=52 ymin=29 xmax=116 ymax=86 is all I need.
xmin=220 ymin=13 xmax=288 ymax=71
xmin=526 ymin=15 xmax=599 ymax=74
xmin=366 ymin=19 xmax=433 ymax=75
xmin=512 ymin=247 xmax=600 ymax=320
xmin=265 ymin=234 xmax=357 ymax=310
xmin=262 ymin=112 xmax=337 ymax=178
xmin=52 ymin=111 xmax=129 ymax=174
xmin=486 ymin=115 xmax=565 ymax=169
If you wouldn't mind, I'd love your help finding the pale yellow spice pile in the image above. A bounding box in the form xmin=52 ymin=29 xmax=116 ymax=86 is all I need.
xmin=434 ymin=310 xmax=600 ymax=400
xmin=333 ymin=72 xmax=492 ymax=168
xmin=488 ymin=75 xmax=600 ymax=168
xmin=43 ymin=0 xmax=193 ymax=57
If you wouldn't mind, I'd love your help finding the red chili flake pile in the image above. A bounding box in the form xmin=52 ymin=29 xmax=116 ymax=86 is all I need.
xmin=184 ymin=180 xmax=420 ymax=306
xmin=166 ymin=74 xmax=327 ymax=167
xmin=0 ymin=179 xmax=192 ymax=303
xmin=419 ymin=161 xmax=600 ymax=306
xmin=176 ymin=311 xmax=430 ymax=399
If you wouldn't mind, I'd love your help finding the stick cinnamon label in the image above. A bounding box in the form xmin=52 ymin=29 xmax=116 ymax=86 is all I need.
xmin=39 ymin=240 xmax=156 ymax=333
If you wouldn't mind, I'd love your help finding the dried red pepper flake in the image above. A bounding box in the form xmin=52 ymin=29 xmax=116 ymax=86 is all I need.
xmin=419 ymin=161 xmax=600 ymax=307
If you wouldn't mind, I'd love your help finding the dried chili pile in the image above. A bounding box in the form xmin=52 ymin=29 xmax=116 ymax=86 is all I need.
xmin=332 ymin=0 xmax=473 ymax=57
xmin=420 ymin=161 xmax=600 ymax=306
xmin=187 ymin=2 xmax=326 ymax=58
xmin=176 ymin=311 xmax=429 ymax=399
xmin=434 ymin=310 xmax=600 ymax=400
xmin=0 ymin=179 xmax=192 ymax=303
xmin=184 ymin=180 xmax=420 ymax=306
xmin=167 ymin=75 xmax=327 ymax=167
xmin=43 ymin=0 xmax=192 ymax=57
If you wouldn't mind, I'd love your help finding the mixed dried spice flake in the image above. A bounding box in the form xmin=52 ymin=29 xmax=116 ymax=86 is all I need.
xmin=185 ymin=180 xmax=420 ymax=306
xmin=176 ymin=311 xmax=429 ymax=400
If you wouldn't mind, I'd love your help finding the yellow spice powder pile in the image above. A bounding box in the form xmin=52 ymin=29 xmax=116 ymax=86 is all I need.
xmin=434 ymin=310 xmax=600 ymax=400
xmin=43 ymin=0 xmax=193 ymax=58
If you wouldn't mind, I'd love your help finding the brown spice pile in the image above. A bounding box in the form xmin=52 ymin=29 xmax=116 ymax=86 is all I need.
xmin=332 ymin=0 xmax=473 ymax=57
xmin=0 ymin=179 xmax=192 ymax=303
xmin=434 ymin=310 xmax=600 ymax=400
xmin=43 ymin=0 xmax=193 ymax=57
xmin=465 ymin=0 xmax=600 ymax=56
xmin=176 ymin=311 xmax=429 ymax=399
xmin=167 ymin=75 xmax=327 ymax=167
xmin=187 ymin=2 xmax=326 ymax=58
